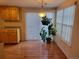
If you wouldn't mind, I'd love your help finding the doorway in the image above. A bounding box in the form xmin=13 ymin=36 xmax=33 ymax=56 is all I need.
xmin=25 ymin=12 xmax=55 ymax=41
xmin=25 ymin=12 xmax=42 ymax=40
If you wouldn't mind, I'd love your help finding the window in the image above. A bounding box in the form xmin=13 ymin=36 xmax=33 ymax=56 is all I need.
xmin=56 ymin=10 xmax=63 ymax=36
xmin=56 ymin=5 xmax=76 ymax=46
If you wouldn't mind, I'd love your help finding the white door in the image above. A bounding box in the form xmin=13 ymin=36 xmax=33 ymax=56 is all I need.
xmin=25 ymin=12 xmax=42 ymax=40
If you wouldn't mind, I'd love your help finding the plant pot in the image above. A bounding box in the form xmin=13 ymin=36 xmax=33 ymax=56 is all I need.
xmin=46 ymin=38 xmax=51 ymax=44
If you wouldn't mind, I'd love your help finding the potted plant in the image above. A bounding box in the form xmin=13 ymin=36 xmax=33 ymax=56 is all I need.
xmin=48 ymin=24 xmax=56 ymax=36
xmin=40 ymin=16 xmax=56 ymax=44
xmin=41 ymin=16 xmax=50 ymax=25
xmin=40 ymin=27 xmax=47 ymax=42
xmin=46 ymin=23 xmax=56 ymax=44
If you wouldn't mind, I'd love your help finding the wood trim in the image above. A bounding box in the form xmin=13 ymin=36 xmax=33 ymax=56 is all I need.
xmin=4 ymin=26 xmax=20 ymax=28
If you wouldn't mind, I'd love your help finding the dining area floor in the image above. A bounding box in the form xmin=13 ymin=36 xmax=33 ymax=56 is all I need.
xmin=4 ymin=40 xmax=67 ymax=59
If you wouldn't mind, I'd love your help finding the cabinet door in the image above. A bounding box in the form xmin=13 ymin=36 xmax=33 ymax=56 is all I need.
xmin=9 ymin=7 xmax=19 ymax=21
xmin=0 ymin=7 xmax=9 ymax=20
xmin=0 ymin=30 xmax=8 ymax=42
xmin=0 ymin=7 xmax=4 ymax=20
xmin=7 ymin=29 xmax=17 ymax=43
xmin=0 ymin=30 xmax=4 ymax=42
xmin=3 ymin=7 xmax=10 ymax=20
xmin=0 ymin=29 xmax=20 ymax=43
xmin=0 ymin=43 xmax=3 ymax=59
xmin=0 ymin=7 xmax=19 ymax=21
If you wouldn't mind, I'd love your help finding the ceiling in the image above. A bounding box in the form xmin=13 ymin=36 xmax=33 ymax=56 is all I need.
xmin=0 ymin=0 xmax=66 ymax=8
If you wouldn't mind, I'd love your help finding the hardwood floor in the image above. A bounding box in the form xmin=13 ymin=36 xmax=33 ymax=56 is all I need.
xmin=4 ymin=40 xmax=67 ymax=59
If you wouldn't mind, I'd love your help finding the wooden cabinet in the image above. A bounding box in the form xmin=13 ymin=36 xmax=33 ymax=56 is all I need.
xmin=0 ymin=43 xmax=3 ymax=59
xmin=0 ymin=6 xmax=20 ymax=21
xmin=0 ymin=29 xmax=20 ymax=43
